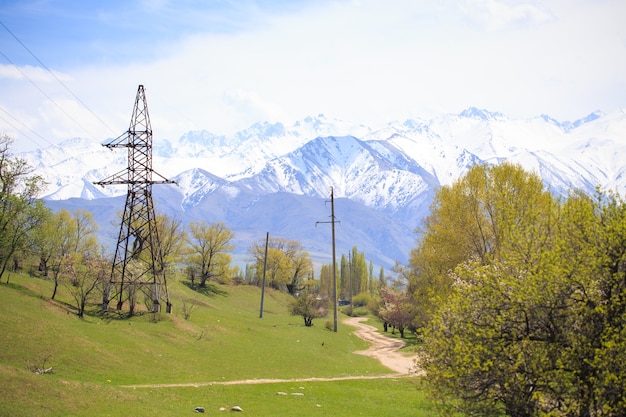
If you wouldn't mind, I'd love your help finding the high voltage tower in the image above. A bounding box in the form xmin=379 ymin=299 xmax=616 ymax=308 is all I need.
xmin=95 ymin=85 xmax=175 ymax=314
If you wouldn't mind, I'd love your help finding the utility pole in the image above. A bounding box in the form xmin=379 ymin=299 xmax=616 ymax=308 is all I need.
xmin=259 ymin=232 xmax=269 ymax=318
xmin=317 ymin=187 xmax=339 ymax=332
xmin=94 ymin=85 xmax=175 ymax=314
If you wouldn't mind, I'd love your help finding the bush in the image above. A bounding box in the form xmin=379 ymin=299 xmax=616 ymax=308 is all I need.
xmin=352 ymin=292 xmax=372 ymax=307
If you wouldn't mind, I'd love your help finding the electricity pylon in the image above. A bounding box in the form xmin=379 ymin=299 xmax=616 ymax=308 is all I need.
xmin=94 ymin=85 xmax=174 ymax=314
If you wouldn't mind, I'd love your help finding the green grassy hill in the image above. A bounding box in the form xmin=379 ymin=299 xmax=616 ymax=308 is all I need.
xmin=0 ymin=273 xmax=437 ymax=416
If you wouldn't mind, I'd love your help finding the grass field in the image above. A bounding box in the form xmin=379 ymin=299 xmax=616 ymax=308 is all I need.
xmin=0 ymin=271 xmax=439 ymax=416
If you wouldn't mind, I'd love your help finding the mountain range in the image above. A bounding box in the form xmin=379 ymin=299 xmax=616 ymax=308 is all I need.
xmin=22 ymin=107 xmax=626 ymax=271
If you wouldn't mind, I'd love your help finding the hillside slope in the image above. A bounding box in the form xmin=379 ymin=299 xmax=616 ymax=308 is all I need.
xmin=1 ymin=271 xmax=421 ymax=415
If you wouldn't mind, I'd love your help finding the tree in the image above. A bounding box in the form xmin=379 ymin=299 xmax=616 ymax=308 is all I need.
xmin=249 ymin=237 xmax=312 ymax=294
xmin=339 ymin=247 xmax=370 ymax=301
xmin=289 ymin=294 xmax=327 ymax=326
xmin=377 ymin=265 xmax=386 ymax=292
xmin=420 ymin=177 xmax=626 ymax=415
xmin=0 ymin=135 xmax=48 ymax=279
xmin=186 ymin=221 xmax=234 ymax=287
xmin=33 ymin=209 xmax=98 ymax=300
xmin=65 ymin=246 xmax=108 ymax=318
xmin=155 ymin=214 xmax=187 ymax=275
xmin=319 ymin=263 xmax=334 ymax=299
xmin=378 ymin=287 xmax=415 ymax=338
xmin=409 ymin=162 xmax=554 ymax=329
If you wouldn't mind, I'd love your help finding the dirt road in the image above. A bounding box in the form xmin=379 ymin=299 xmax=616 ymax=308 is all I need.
xmin=124 ymin=316 xmax=418 ymax=388
xmin=344 ymin=316 xmax=417 ymax=375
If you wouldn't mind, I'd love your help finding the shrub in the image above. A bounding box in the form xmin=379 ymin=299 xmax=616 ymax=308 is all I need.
xmin=352 ymin=292 xmax=372 ymax=307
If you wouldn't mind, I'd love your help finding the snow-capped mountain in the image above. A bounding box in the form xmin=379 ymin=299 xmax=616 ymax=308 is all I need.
xmin=23 ymin=108 xmax=626 ymax=270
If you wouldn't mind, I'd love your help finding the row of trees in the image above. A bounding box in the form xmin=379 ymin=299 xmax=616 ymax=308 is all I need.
xmin=405 ymin=163 xmax=626 ymax=416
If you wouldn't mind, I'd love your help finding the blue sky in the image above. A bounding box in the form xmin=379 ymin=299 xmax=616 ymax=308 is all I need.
xmin=1 ymin=0 xmax=625 ymax=152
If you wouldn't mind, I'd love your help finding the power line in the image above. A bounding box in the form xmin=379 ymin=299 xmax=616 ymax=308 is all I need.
xmin=0 ymin=112 xmax=44 ymax=149
xmin=0 ymin=19 xmax=118 ymax=136
xmin=0 ymin=106 xmax=56 ymax=148
xmin=0 ymin=49 xmax=96 ymax=140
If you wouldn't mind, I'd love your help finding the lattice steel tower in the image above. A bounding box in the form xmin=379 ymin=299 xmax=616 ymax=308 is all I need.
xmin=95 ymin=85 xmax=174 ymax=314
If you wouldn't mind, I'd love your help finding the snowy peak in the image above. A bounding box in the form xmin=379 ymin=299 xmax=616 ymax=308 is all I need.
xmin=22 ymin=108 xmax=626 ymax=206
xmin=235 ymin=135 xmax=432 ymax=210
xmin=172 ymin=168 xmax=231 ymax=208
xmin=459 ymin=107 xmax=506 ymax=121
xmin=540 ymin=111 xmax=603 ymax=132
xmin=25 ymin=108 xmax=626 ymax=268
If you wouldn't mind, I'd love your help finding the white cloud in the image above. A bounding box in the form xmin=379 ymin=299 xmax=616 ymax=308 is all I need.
xmin=0 ymin=64 xmax=67 ymax=83
xmin=223 ymin=89 xmax=288 ymax=125
xmin=462 ymin=0 xmax=554 ymax=31
xmin=1 ymin=0 xmax=625 ymax=153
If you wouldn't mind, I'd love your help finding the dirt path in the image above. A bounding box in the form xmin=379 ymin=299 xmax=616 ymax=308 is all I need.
xmin=123 ymin=317 xmax=418 ymax=389
xmin=344 ymin=316 xmax=417 ymax=375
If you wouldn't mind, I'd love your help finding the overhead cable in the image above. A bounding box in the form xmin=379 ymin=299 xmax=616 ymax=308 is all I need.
xmin=0 ymin=19 xmax=118 ymax=136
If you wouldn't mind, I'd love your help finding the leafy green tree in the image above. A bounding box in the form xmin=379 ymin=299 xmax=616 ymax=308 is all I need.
xmin=33 ymin=209 xmax=98 ymax=299
xmin=368 ymin=260 xmax=374 ymax=295
xmin=0 ymin=135 xmax=48 ymax=279
xmin=378 ymin=266 xmax=386 ymax=290
xmin=155 ymin=214 xmax=187 ymax=275
xmin=249 ymin=237 xmax=312 ymax=294
xmin=339 ymin=247 xmax=369 ymax=301
xmin=420 ymin=176 xmax=626 ymax=416
xmin=65 ymin=245 xmax=108 ymax=318
xmin=319 ymin=263 xmax=334 ymax=299
xmin=409 ymin=162 xmax=554 ymax=329
xmin=289 ymin=294 xmax=327 ymax=327
xmin=186 ymin=221 xmax=234 ymax=287
xmin=339 ymin=254 xmax=349 ymax=299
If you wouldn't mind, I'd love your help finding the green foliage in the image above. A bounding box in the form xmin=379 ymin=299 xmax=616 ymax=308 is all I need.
xmin=32 ymin=208 xmax=100 ymax=302
xmin=409 ymin=163 xmax=554 ymax=329
xmin=0 ymin=136 xmax=49 ymax=279
xmin=155 ymin=214 xmax=187 ymax=274
xmin=418 ymin=164 xmax=626 ymax=415
xmin=341 ymin=305 xmax=369 ymax=317
xmin=339 ymin=247 xmax=369 ymax=300
xmin=318 ymin=263 xmax=336 ymax=299
xmin=249 ymin=237 xmax=312 ymax=294
xmin=289 ymin=294 xmax=327 ymax=326
xmin=351 ymin=291 xmax=372 ymax=307
xmin=186 ymin=221 xmax=234 ymax=286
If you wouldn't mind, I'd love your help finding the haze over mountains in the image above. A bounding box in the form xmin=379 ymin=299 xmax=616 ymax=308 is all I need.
xmin=22 ymin=107 xmax=626 ymax=270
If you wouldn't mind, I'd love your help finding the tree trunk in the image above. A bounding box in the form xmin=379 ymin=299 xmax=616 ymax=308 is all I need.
xmin=39 ymin=258 xmax=48 ymax=276
xmin=51 ymin=279 xmax=58 ymax=300
xmin=199 ymin=273 xmax=209 ymax=287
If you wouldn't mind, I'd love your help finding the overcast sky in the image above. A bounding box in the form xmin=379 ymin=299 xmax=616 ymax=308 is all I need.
xmin=1 ymin=0 xmax=625 ymax=153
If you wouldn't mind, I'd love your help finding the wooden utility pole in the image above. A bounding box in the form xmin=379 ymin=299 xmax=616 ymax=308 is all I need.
xmin=317 ymin=187 xmax=338 ymax=332
xmin=259 ymin=232 xmax=269 ymax=318
xmin=331 ymin=188 xmax=337 ymax=332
